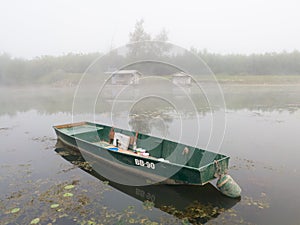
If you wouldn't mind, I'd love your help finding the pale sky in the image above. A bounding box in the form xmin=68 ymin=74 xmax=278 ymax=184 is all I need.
xmin=1 ymin=0 xmax=300 ymax=58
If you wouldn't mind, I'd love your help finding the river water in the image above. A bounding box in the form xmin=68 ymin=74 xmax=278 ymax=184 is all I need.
xmin=0 ymin=85 xmax=300 ymax=225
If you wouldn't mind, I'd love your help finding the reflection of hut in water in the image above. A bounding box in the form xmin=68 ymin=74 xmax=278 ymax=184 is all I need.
xmin=109 ymin=70 xmax=142 ymax=85
xmin=172 ymin=72 xmax=192 ymax=96
xmin=172 ymin=72 xmax=192 ymax=86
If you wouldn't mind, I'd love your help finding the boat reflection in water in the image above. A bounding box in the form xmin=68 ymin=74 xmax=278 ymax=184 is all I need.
xmin=55 ymin=145 xmax=240 ymax=224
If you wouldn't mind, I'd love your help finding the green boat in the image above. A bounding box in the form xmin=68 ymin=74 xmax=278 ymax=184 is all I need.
xmin=53 ymin=121 xmax=232 ymax=186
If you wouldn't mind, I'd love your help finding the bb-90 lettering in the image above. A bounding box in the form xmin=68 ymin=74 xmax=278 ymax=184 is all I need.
xmin=135 ymin=159 xmax=155 ymax=170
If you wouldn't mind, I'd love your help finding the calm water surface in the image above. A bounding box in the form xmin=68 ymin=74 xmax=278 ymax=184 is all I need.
xmin=0 ymin=86 xmax=300 ymax=225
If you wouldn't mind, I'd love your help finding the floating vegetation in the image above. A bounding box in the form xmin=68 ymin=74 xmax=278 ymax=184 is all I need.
xmin=7 ymin=190 xmax=25 ymax=200
xmin=50 ymin=204 xmax=60 ymax=209
xmin=231 ymin=157 xmax=280 ymax=173
xmin=31 ymin=136 xmax=56 ymax=150
xmin=32 ymin=136 xmax=56 ymax=143
xmin=63 ymin=192 xmax=74 ymax=197
xmin=241 ymin=195 xmax=270 ymax=209
xmin=64 ymin=184 xmax=75 ymax=190
xmin=0 ymin=127 xmax=12 ymax=136
xmin=143 ymin=200 xmax=155 ymax=211
xmin=87 ymin=220 xmax=97 ymax=225
xmin=57 ymin=151 xmax=71 ymax=156
xmin=160 ymin=201 xmax=224 ymax=224
xmin=102 ymin=181 xmax=109 ymax=185
xmin=71 ymin=161 xmax=93 ymax=171
xmin=0 ymin=127 xmax=10 ymax=131
xmin=230 ymin=157 xmax=256 ymax=171
xmin=30 ymin=218 xmax=40 ymax=224
xmin=10 ymin=207 xmax=20 ymax=213
xmin=0 ymin=160 xmax=244 ymax=225
xmin=1 ymin=144 xmax=269 ymax=225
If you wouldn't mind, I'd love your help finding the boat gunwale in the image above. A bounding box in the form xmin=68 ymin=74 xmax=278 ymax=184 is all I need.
xmin=198 ymin=156 xmax=230 ymax=172
xmin=53 ymin=121 xmax=87 ymax=129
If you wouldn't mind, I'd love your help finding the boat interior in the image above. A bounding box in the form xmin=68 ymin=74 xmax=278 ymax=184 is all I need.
xmin=55 ymin=122 xmax=228 ymax=169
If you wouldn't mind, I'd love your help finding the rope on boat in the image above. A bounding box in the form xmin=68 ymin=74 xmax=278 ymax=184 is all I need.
xmin=214 ymin=160 xmax=223 ymax=178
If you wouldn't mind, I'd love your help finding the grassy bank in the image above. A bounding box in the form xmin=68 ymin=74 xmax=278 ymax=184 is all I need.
xmin=215 ymin=75 xmax=300 ymax=85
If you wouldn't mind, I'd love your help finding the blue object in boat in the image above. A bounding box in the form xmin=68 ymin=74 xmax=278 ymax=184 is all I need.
xmin=108 ymin=147 xmax=118 ymax=151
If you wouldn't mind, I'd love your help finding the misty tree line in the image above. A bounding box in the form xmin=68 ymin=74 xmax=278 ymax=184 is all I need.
xmin=1 ymin=50 xmax=300 ymax=85
xmin=0 ymin=53 xmax=102 ymax=85
xmin=1 ymin=19 xmax=300 ymax=85
xmin=197 ymin=49 xmax=300 ymax=75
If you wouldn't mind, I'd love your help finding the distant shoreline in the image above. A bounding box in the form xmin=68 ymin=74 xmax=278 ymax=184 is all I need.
xmin=1 ymin=74 xmax=300 ymax=88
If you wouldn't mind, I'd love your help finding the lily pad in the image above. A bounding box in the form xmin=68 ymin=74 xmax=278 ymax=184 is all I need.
xmin=64 ymin=184 xmax=75 ymax=190
xmin=128 ymin=218 xmax=135 ymax=224
xmin=30 ymin=218 xmax=40 ymax=224
xmin=50 ymin=204 xmax=60 ymax=208
xmin=63 ymin=192 xmax=74 ymax=197
xmin=87 ymin=220 xmax=96 ymax=225
xmin=10 ymin=207 xmax=20 ymax=213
